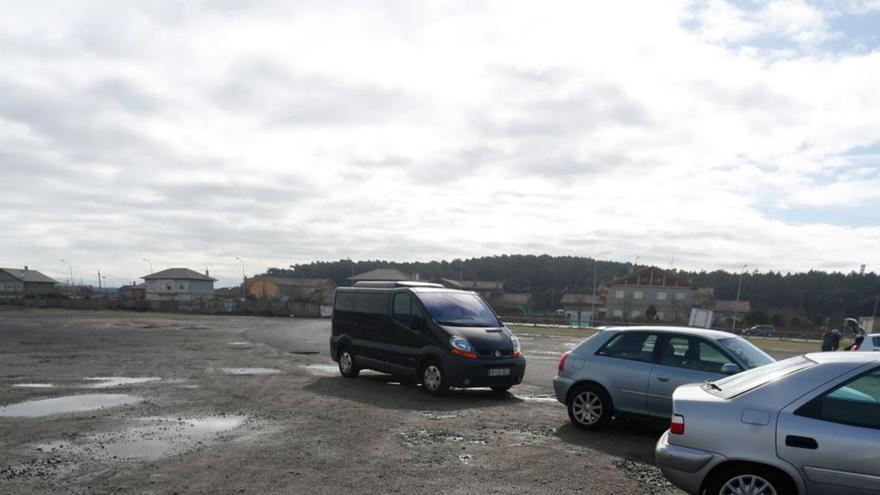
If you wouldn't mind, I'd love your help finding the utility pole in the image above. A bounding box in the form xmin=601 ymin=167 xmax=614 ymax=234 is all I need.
xmin=60 ymin=259 xmax=73 ymax=286
xmin=873 ymin=292 xmax=879 ymax=318
xmin=97 ymin=269 xmax=102 ymax=290
xmin=590 ymin=262 xmax=598 ymax=327
xmin=732 ymin=264 xmax=747 ymax=333
xmin=142 ymin=258 xmax=153 ymax=274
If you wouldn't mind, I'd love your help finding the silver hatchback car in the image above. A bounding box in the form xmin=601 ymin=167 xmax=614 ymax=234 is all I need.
xmin=553 ymin=326 xmax=774 ymax=429
xmin=656 ymin=352 xmax=880 ymax=495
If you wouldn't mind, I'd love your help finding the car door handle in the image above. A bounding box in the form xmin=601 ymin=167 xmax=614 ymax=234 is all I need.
xmin=786 ymin=435 xmax=819 ymax=450
xmin=656 ymin=376 xmax=670 ymax=382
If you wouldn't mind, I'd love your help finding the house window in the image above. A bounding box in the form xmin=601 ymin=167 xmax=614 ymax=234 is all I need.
xmin=5 ymin=283 xmax=14 ymax=291
xmin=631 ymin=310 xmax=641 ymax=318
xmin=166 ymin=284 xmax=172 ymax=291
xmin=657 ymin=292 xmax=667 ymax=301
xmin=657 ymin=312 xmax=664 ymax=320
xmin=179 ymin=285 xmax=185 ymax=290
xmin=615 ymin=290 xmax=624 ymax=299
xmin=675 ymin=292 xmax=686 ymax=300
xmin=633 ymin=290 xmax=643 ymax=300
xmin=613 ymin=309 xmax=623 ymax=317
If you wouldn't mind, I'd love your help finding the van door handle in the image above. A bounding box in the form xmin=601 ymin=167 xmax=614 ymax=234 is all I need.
xmin=786 ymin=435 xmax=819 ymax=450
xmin=657 ymin=376 xmax=670 ymax=382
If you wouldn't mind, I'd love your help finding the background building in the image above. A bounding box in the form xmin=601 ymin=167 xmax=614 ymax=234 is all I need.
xmin=605 ymin=266 xmax=695 ymax=323
xmin=244 ymin=276 xmax=336 ymax=305
xmin=0 ymin=267 xmax=58 ymax=299
xmin=143 ymin=268 xmax=216 ymax=301
xmin=347 ymin=268 xmax=413 ymax=285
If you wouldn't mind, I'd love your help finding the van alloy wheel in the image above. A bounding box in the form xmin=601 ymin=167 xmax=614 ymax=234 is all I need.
xmin=423 ymin=365 xmax=442 ymax=391
xmin=338 ymin=350 xmax=359 ymax=378
xmin=719 ymin=474 xmax=777 ymax=495
xmin=572 ymin=391 xmax=603 ymax=425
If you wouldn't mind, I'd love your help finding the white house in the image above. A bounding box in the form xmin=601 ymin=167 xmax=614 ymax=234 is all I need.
xmin=142 ymin=268 xmax=216 ymax=301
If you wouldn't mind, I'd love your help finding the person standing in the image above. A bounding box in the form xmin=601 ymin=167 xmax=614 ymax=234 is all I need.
xmin=821 ymin=329 xmax=841 ymax=351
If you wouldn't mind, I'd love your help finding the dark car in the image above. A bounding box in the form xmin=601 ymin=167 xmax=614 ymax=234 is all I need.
xmin=744 ymin=324 xmax=774 ymax=337
xmin=330 ymin=281 xmax=526 ymax=395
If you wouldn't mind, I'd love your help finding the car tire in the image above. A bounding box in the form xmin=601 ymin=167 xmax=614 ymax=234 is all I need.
xmin=421 ymin=360 xmax=449 ymax=396
xmin=490 ymin=385 xmax=511 ymax=393
xmin=567 ymin=384 xmax=612 ymax=430
xmin=337 ymin=349 xmax=360 ymax=378
xmin=704 ymin=464 xmax=794 ymax=495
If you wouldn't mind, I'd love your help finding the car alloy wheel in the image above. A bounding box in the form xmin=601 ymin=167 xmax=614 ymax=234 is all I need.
xmin=720 ymin=474 xmax=778 ymax=495
xmin=423 ymin=365 xmax=442 ymax=392
xmin=572 ymin=391 xmax=603 ymax=425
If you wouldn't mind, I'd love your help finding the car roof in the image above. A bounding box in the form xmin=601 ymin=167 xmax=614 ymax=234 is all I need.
xmin=601 ymin=325 xmax=738 ymax=340
xmin=803 ymin=352 xmax=880 ymax=365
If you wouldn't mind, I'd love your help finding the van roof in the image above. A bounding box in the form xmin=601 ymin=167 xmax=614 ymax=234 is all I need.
xmin=351 ymin=281 xmax=444 ymax=288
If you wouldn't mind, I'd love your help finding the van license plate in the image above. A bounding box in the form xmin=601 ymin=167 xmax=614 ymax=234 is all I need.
xmin=489 ymin=368 xmax=510 ymax=377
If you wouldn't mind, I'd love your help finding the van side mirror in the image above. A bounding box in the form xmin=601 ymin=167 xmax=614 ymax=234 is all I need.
xmin=721 ymin=363 xmax=741 ymax=375
xmin=410 ymin=314 xmax=425 ymax=330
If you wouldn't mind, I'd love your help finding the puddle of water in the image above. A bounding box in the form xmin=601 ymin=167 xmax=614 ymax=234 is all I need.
xmin=83 ymin=377 xmax=161 ymax=389
xmin=227 ymin=341 xmax=251 ymax=347
xmin=12 ymin=383 xmax=56 ymax=389
xmin=34 ymin=416 xmax=246 ymax=464
xmin=0 ymin=394 xmax=142 ymax=418
xmin=416 ymin=411 xmax=459 ymax=421
xmin=301 ymin=364 xmax=339 ymax=376
xmin=515 ymin=394 xmax=558 ymax=403
xmin=400 ymin=429 xmax=489 ymax=447
xmin=219 ymin=367 xmax=280 ymax=375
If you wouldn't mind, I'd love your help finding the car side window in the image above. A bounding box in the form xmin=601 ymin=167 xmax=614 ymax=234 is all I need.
xmin=597 ymin=333 xmax=658 ymax=363
xmin=393 ymin=293 xmax=411 ymax=324
xmin=660 ymin=336 xmax=731 ymax=373
xmin=796 ymin=368 xmax=880 ymax=430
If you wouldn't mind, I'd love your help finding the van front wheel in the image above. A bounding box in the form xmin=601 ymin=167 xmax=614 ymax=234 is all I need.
xmin=421 ymin=360 xmax=449 ymax=396
xmin=338 ymin=349 xmax=360 ymax=378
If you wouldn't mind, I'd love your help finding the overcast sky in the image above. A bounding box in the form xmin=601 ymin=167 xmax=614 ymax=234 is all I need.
xmin=2 ymin=0 xmax=880 ymax=288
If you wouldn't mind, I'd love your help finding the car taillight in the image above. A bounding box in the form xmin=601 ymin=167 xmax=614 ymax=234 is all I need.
xmin=670 ymin=414 xmax=685 ymax=435
xmin=558 ymin=351 xmax=570 ymax=372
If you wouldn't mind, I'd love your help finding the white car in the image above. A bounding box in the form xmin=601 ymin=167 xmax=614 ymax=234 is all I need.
xmin=854 ymin=334 xmax=880 ymax=351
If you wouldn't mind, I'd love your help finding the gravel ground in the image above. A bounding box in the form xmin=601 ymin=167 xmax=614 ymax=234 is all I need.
xmin=0 ymin=308 xmax=685 ymax=494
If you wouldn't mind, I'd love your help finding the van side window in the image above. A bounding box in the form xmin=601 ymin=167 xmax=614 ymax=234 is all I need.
xmin=393 ymin=293 xmax=411 ymax=323
xmin=358 ymin=293 xmax=387 ymax=315
xmin=335 ymin=292 xmax=355 ymax=312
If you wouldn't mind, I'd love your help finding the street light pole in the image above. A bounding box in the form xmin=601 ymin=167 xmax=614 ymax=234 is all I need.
xmin=60 ymin=259 xmax=73 ymax=286
xmin=142 ymin=258 xmax=153 ymax=274
xmin=590 ymin=262 xmax=598 ymax=327
xmin=235 ymin=257 xmax=246 ymax=299
xmin=732 ymin=264 xmax=747 ymax=333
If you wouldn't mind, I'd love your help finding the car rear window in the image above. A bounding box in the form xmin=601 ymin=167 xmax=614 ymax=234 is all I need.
xmin=873 ymin=336 xmax=880 ymax=347
xmin=703 ymin=356 xmax=814 ymax=399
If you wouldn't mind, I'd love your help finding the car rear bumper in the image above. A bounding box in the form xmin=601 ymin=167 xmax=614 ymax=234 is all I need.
xmin=552 ymin=375 xmax=574 ymax=404
xmin=441 ymin=355 xmax=526 ymax=388
xmin=655 ymin=430 xmax=721 ymax=495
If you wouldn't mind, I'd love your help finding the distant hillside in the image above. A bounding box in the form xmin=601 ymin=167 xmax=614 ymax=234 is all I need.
xmin=274 ymin=255 xmax=879 ymax=324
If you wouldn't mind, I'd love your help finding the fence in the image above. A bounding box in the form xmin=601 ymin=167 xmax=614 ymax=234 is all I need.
xmin=0 ymin=297 xmax=327 ymax=318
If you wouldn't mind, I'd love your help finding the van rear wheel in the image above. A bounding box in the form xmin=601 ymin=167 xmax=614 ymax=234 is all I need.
xmin=338 ymin=349 xmax=360 ymax=378
xmin=421 ymin=360 xmax=449 ymax=396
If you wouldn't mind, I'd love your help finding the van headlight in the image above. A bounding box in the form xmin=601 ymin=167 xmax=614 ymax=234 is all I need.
xmin=450 ymin=336 xmax=477 ymax=358
xmin=511 ymin=335 xmax=522 ymax=357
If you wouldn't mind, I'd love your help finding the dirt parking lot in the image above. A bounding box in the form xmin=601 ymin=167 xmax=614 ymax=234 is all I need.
xmin=0 ymin=309 xmax=803 ymax=495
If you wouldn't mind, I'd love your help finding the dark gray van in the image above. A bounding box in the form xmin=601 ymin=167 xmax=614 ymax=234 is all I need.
xmin=330 ymin=281 xmax=526 ymax=395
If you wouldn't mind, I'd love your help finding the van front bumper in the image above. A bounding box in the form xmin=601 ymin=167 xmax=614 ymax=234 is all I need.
xmin=441 ymin=355 xmax=526 ymax=388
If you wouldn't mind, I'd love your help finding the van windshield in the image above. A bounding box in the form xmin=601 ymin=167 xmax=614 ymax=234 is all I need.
xmin=417 ymin=292 xmax=500 ymax=328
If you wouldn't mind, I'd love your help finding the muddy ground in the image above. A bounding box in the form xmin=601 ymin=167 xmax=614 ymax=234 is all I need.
xmin=0 ymin=308 xmax=760 ymax=495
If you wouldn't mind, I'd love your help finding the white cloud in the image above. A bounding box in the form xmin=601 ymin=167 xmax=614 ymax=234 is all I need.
xmin=0 ymin=0 xmax=879 ymax=287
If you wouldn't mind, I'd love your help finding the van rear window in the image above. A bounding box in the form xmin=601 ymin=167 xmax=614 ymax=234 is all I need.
xmin=334 ymin=292 xmax=356 ymax=312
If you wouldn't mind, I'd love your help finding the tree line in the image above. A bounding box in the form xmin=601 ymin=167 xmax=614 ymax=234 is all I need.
xmin=270 ymin=255 xmax=880 ymax=325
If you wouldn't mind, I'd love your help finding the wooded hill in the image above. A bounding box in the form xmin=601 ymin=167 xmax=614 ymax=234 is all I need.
xmin=274 ymin=255 xmax=880 ymax=325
